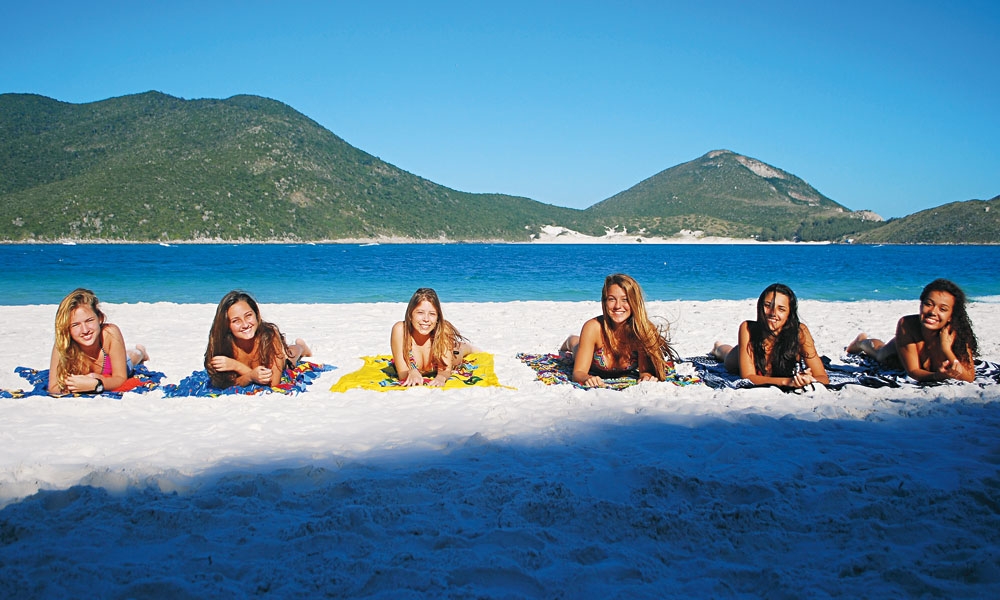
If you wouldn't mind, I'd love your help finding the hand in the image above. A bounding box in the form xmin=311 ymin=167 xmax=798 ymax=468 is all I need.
xmin=938 ymin=359 xmax=966 ymax=380
xmin=210 ymin=356 xmax=239 ymax=372
xmin=788 ymin=368 xmax=817 ymax=389
xmin=939 ymin=324 xmax=957 ymax=349
xmin=65 ymin=374 xmax=100 ymax=393
xmin=400 ymin=369 xmax=424 ymax=387
xmin=583 ymin=374 xmax=606 ymax=388
xmin=250 ymin=366 xmax=272 ymax=385
xmin=638 ymin=372 xmax=657 ymax=383
xmin=428 ymin=373 xmax=450 ymax=387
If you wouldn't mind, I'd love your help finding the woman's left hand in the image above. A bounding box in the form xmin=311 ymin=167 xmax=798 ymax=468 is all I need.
xmin=65 ymin=374 xmax=101 ymax=393
xmin=638 ymin=372 xmax=657 ymax=383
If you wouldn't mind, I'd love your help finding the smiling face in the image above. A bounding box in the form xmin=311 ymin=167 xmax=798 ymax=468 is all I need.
xmin=226 ymin=300 xmax=260 ymax=341
xmin=759 ymin=291 xmax=791 ymax=334
xmin=409 ymin=300 xmax=439 ymax=336
xmin=603 ymin=284 xmax=632 ymax=325
xmin=68 ymin=305 xmax=101 ymax=349
xmin=919 ymin=290 xmax=955 ymax=332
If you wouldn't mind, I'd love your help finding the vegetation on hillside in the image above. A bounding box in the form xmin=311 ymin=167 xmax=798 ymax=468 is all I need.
xmin=0 ymin=92 xmax=580 ymax=242
xmin=585 ymin=150 xmax=883 ymax=241
xmin=1 ymin=92 xmax=993 ymax=243
xmin=852 ymin=196 xmax=1000 ymax=244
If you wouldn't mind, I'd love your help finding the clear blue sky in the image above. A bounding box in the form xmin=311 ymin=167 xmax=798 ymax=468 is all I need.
xmin=2 ymin=1 xmax=997 ymax=218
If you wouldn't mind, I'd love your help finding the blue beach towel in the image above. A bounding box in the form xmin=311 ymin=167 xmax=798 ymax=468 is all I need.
xmin=1 ymin=364 xmax=166 ymax=399
xmin=161 ymin=361 xmax=335 ymax=397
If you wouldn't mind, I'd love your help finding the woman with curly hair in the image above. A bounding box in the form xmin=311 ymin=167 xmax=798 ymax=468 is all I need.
xmin=560 ymin=273 xmax=678 ymax=388
xmin=47 ymin=288 xmax=149 ymax=395
xmin=205 ymin=290 xmax=311 ymax=388
xmin=847 ymin=278 xmax=978 ymax=382
xmin=711 ymin=283 xmax=828 ymax=389
xmin=390 ymin=287 xmax=476 ymax=387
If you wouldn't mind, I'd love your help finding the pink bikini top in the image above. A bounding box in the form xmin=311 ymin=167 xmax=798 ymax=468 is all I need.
xmin=100 ymin=347 xmax=112 ymax=376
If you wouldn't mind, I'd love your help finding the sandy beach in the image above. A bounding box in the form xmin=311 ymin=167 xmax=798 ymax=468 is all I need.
xmin=1 ymin=299 xmax=998 ymax=597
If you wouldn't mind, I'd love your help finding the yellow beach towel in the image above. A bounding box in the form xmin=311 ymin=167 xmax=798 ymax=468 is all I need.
xmin=329 ymin=352 xmax=510 ymax=392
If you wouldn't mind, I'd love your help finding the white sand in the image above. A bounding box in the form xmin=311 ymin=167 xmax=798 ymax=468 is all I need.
xmin=1 ymin=300 xmax=998 ymax=597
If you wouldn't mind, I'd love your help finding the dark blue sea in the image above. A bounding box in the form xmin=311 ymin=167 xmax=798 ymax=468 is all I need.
xmin=1 ymin=243 xmax=998 ymax=305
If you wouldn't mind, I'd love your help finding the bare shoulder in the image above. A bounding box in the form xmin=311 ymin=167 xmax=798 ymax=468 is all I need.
xmin=101 ymin=323 xmax=125 ymax=344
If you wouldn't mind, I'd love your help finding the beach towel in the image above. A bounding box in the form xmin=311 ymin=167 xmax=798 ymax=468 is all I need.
xmin=329 ymin=352 xmax=507 ymax=392
xmin=829 ymin=354 xmax=1000 ymax=389
xmin=690 ymin=354 xmax=1000 ymax=391
xmin=0 ymin=364 xmax=166 ymax=399
xmin=516 ymin=352 xmax=702 ymax=390
xmin=162 ymin=361 xmax=334 ymax=397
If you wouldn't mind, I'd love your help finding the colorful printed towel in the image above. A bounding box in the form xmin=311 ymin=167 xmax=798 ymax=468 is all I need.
xmin=516 ymin=352 xmax=701 ymax=390
xmin=330 ymin=352 xmax=507 ymax=392
xmin=689 ymin=354 xmax=1000 ymax=391
xmin=0 ymin=364 xmax=166 ymax=399
xmin=162 ymin=361 xmax=335 ymax=397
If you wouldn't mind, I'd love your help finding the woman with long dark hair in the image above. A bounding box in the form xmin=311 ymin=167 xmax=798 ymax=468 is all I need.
xmin=205 ymin=290 xmax=310 ymax=388
xmin=711 ymin=283 xmax=828 ymax=388
xmin=847 ymin=278 xmax=978 ymax=382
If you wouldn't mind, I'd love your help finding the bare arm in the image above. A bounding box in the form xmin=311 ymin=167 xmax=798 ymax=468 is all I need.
xmin=390 ymin=321 xmax=423 ymax=386
xmin=894 ymin=315 xmax=949 ymax=382
xmin=572 ymin=319 xmax=605 ymax=387
xmin=738 ymin=321 xmax=821 ymax=389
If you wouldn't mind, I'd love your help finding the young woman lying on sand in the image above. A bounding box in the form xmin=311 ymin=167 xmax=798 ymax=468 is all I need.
xmin=560 ymin=273 xmax=678 ymax=388
xmin=205 ymin=290 xmax=311 ymax=388
xmin=390 ymin=287 xmax=476 ymax=387
xmin=48 ymin=288 xmax=149 ymax=395
xmin=711 ymin=283 xmax=828 ymax=389
xmin=847 ymin=278 xmax=979 ymax=382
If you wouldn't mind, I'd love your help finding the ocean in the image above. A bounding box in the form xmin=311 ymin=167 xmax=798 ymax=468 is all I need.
xmin=1 ymin=243 xmax=998 ymax=305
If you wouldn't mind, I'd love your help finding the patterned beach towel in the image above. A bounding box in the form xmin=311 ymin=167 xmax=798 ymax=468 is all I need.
xmin=329 ymin=352 xmax=508 ymax=392
xmin=0 ymin=364 xmax=166 ymax=399
xmin=162 ymin=361 xmax=335 ymax=397
xmin=516 ymin=352 xmax=702 ymax=390
xmin=689 ymin=354 xmax=1000 ymax=391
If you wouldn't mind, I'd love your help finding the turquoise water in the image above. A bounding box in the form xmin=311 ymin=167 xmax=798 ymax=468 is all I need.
xmin=1 ymin=243 xmax=998 ymax=305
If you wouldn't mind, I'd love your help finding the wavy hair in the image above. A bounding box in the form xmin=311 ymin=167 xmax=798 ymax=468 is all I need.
xmin=205 ymin=290 xmax=288 ymax=388
xmin=401 ymin=288 xmax=466 ymax=371
xmin=53 ymin=288 xmax=106 ymax=391
xmin=749 ymin=283 xmax=811 ymax=377
xmin=599 ymin=273 xmax=678 ymax=380
xmin=920 ymin=278 xmax=978 ymax=363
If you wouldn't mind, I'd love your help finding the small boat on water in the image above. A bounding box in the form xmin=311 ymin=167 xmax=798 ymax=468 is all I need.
xmin=360 ymin=242 xmax=379 ymax=247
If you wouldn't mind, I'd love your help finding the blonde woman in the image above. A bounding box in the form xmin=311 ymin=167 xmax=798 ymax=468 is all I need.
xmin=390 ymin=288 xmax=475 ymax=387
xmin=48 ymin=288 xmax=148 ymax=395
xmin=560 ymin=273 xmax=678 ymax=387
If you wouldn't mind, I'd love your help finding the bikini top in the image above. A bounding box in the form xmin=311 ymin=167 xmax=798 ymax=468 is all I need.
xmin=590 ymin=346 xmax=639 ymax=375
xmin=100 ymin=346 xmax=113 ymax=376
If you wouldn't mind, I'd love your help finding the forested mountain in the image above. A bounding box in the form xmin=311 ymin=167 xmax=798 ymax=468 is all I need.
xmin=585 ymin=150 xmax=883 ymax=241
xmin=1 ymin=92 xmax=993 ymax=243
xmin=0 ymin=92 xmax=579 ymax=241
xmin=851 ymin=196 xmax=1000 ymax=244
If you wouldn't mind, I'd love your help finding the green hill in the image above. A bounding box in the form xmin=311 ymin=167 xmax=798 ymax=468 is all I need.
xmin=851 ymin=196 xmax=1000 ymax=244
xmin=0 ymin=92 xmax=581 ymax=242
xmin=585 ymin=150 xmax=884 ymax=241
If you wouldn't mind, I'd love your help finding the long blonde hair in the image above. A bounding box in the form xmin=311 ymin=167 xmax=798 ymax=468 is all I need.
xmin=599 ymin=274 xmax=677 ymax=380
xmin=402 ymin=288 xmax=465 ymax=370
xmin=53 ymin=288 xmax=106 ymax=391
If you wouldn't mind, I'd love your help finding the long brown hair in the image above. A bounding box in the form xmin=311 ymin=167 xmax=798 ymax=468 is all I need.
xmin=205 ymin=290 xmax=288 ymax=388
xmin=401 ymin=288 xmax=466 ymax=370
xmin=599 ymin=274 xmax=677 ymax=380
xmin=53 ymin=288 xmax=106 ymax=391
